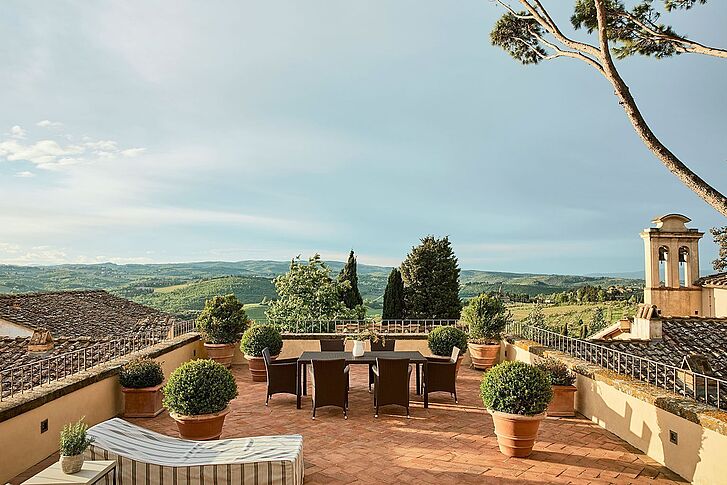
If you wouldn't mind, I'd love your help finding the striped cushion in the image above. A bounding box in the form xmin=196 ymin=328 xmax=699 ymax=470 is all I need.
xmin=85 ymin=418 xmax=303 ymax=485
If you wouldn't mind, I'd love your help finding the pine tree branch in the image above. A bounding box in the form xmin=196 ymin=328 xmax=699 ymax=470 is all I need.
xmin=592 ymin=0 xmax=727 ymax=216
xmin=616 ymin=10 xmax=727 ymax=59
xmin=531 ymin=31 xmax=605 ymax=73
xmin=492 ymin=0 xmax=534 ymax=19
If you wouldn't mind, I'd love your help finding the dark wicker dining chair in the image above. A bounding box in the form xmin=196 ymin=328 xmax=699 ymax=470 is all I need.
xmin=319 ymin=339 xmax=345 ymax=352
xmin=423 ymin=346 xmax=460 ymax=408
xmin=310 ymin=359 xmax=349 ymax=419
xmin=368 ymin=338 xmax=396 ymax=391
xmin=262 ymin=347 xmax=298 ymax=406
xmin=372 ymin=358 xmax=412 ymax=418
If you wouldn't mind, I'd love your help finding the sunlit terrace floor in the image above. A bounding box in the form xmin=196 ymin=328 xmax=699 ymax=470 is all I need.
xmin=13 ymin=365 xmax=685 ymax=485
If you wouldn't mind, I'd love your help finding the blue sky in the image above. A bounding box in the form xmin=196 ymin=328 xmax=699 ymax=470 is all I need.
xmin=0 ymin=1 xmax=725 ymax=274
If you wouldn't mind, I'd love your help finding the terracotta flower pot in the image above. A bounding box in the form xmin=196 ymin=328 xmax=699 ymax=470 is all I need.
xmin=60 ymin=454 xmax=84 ymax=474
xmin=468 ymin=342 xmax=500 ymax=370
xmin=489 ymin=410 xmax=546 ymax=457
xmin=170 ymin=406 xmax=230 ymax=440
xmin=121 ymin=384 xmax=164 ymax=418
xmin=455 ymin=355 xmax=465 ymax=377
xmin=245 ymin=354 xmax=276 ymax=382
xmin=547 ymin=385 xmax=577 ymax=417
xmin=204 ymin=342 xmax=237 ymax=368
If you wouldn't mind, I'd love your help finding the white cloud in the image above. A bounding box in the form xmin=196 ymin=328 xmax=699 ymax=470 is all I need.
xmin=14 ymin=171 xmax=34 ymax=178
xmin=36 ymin=120 xmax=64 ymax=129
xmin=0 ymin=126 xmax=145 ymax=172
xmin=9 ymin=125 xmax=26 ymax=139
xmin=121 ymin=147 xmax=146 ymax=157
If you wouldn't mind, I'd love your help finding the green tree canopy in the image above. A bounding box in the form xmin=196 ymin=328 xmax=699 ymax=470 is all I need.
xmin=400 ymin=236 xmax=462 ymax=319
xmin=266 ymin=254 xmax=363 ymax=330
xmin=710 ymin=226 xmax=727 ymax=272
xmin=382 ymin=268 xmax=405 ymax=319
xmin=461 ymin=293 xmax=511 ymax=342
xmin=338 ymin=250 xmax=364 ymax=309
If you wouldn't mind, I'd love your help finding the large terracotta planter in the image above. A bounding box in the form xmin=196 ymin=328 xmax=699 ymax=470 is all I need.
xmin=121 ymin=384 xmax=164 ymax=418
xmin=204 ymin=342 xmax=237 ymax=368
xmin=245 ymin=354 xmax=277 ymax=382
xmin=468 ymin=342 xmax=500 ymax=370
xmin=170 ymin=406 xmax=230 ymax=440
xmin=489 ymin=410 xmax=546 ymax=457
xmin=547 ymin=385 xmax=577 ymax=417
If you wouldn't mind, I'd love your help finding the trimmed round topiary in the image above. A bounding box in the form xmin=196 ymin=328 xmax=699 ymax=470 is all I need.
xmin=535 ymin=357 xmax=576 ymax=386
xmin=196 ymin=294 xmax=249 ymax=344
xmin=461 ymin=293 xmax=511 ymax=343
xmin=480 ymin=361 xmax=553 ymax=416
xmin=427 ymin=326 xmax=468 ymax=357
xmin=240 ymin=324 xmax=283 ymax=357
xmin=119 ymin=357 xmax=164 ymax=388
xmin=163 ymin=359 xmax=237 ymax=416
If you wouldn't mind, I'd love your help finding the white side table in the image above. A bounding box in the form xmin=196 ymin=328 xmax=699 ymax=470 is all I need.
xmin=21 ymin=460 xmax=116 ymax=485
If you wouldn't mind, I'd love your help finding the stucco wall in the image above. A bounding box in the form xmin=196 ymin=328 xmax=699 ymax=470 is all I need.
xmin=0 ymin=318 xmax=33 ymax=337
xmin=0 ymin=336 xmax=201 ymax=484
xmin=505 ymin=341 xmax=727 ymax=485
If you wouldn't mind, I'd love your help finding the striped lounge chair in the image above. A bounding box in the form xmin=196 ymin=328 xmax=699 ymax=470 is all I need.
xmin=84 ymin=418 xmax=304 ymax=485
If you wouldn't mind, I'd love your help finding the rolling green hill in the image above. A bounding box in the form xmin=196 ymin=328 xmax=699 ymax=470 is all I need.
xmin=0 ymin=261 xmax=642 ymax=319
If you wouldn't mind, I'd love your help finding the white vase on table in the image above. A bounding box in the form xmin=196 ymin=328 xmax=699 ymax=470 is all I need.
xmin=352 ymin=340 xmax=365 ymax=357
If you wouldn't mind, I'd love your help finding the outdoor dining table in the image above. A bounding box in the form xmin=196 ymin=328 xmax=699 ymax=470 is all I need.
xmin=296 ymin=351 xmax=428 ymax=409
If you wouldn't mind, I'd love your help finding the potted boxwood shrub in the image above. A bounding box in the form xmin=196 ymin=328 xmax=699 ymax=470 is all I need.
xmin=536 ymin=357 xmax=577 ymax=417
xmin=163 ymin=359 xmax=238 ymax=440
xmin=427 ymin=326 xmax=468 ymax=376
xmin=462 ymin=294 xmax=511 ymax=370
xmin=59 ymin=418 xmax=94 ymax=474
xmin=240 ymin=324 xmax=283 ymax=381
xmin=120 ymin=357 xmax=165 ymax=417
xmin=196 ymin=294 xmax=249 ymax=368
xmin=481 ymin=361 xmax=553 ymax=457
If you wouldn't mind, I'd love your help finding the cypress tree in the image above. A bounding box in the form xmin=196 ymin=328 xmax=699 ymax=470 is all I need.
xmin=400 ymin=236 xmax=462 ymax=319
xmin=382 ymin=268 xmax=405 ymax=319
xmin=338 ymin=250 xmax=363 ymax=309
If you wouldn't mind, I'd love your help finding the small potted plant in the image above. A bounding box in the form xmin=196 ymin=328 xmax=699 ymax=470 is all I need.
xmin=163 ymin=359 xmax=238 ymax=440
xmin=59 ymin=418 xmax=94 ymax=474
xmin=427 ymin=326 xmax=468 ymax=375
xmin=196 ymin=294 xmax=249 ymax=368
xmin=120 ymin=357 xmax=165 ymax=417
xmin=481 ymin=361 xmax=553 ymax=457
xmin=240 ymin=324 xmax=283 ymax=381
xmin=536 ymin=357 xmax=577 ymax=417
xmin=462 ymin=294 xmax=511 ymax=370
xmin=347 ymin=328 xmax=384 ymax=357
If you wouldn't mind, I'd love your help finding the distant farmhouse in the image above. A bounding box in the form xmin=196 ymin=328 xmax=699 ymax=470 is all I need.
xmin=591 ymin=214 xmax=727 ymax=379
xmin=0 ymin=290 xmax=175 ymax=371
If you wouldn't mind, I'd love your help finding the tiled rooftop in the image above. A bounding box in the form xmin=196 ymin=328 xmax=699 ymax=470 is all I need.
xmin=696 ymin=271 xmax=727 ymax=287
xmin=0 ymin=290 xmax=171 ymax=338
xmin=596 ymin=317 xmax=727 ymax=379
xmin=13 ymin=364 xmax=684 ymax=484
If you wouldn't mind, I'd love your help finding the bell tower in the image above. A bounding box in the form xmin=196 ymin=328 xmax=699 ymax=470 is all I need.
xmin=641 ymin=214 xmax=703 ymax=317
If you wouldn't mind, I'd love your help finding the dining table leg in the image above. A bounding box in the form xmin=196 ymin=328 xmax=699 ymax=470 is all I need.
xmin=415 ymin=363 xmax=421 ymax=395
xmin=302 ymin=362 xmax=307 ymax=395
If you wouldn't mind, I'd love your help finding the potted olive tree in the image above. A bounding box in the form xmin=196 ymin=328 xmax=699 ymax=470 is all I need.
xmin=196 ymin=294 xmax=249 ymax=368
xmin=240 ymin=324 xmax=283 ymax=381
xmin=120 ymin=357 xmax=165 ymax=417
xmin=163 ymin=359 xmax=238 ymax=440
xmin=481 ymin=361 xmax=552 ymax=457
xmin=462 ymin=294 xmax=511 ymax=370
xmin=427 ymin=326 xmax=468 ymax=376
xmin=59 ymin=418 xmax=94 ymax=474
xmin=536 ymin=357 xmax=577 ymax=417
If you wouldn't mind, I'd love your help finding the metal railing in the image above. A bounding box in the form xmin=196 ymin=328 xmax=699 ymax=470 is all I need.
xmin=271 ymin=319 xmax=466 ymax=334
xmin=507 ymin=321 xmax=727 ymax=411
xmin=0 ymin=319 xmax=197 ymax=401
